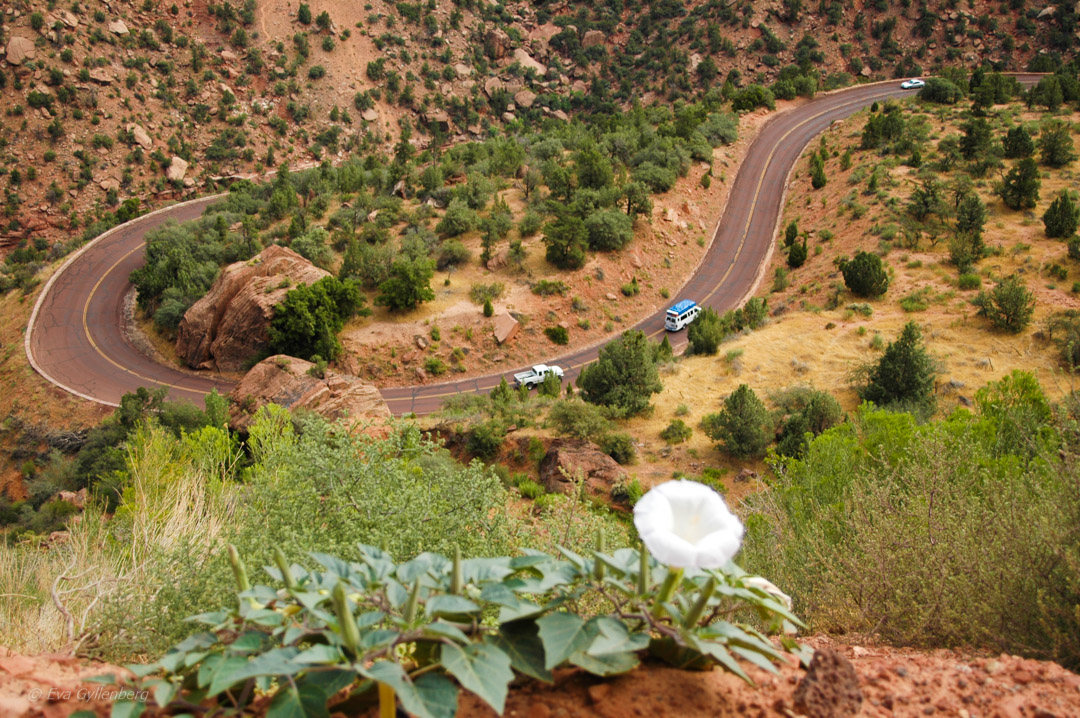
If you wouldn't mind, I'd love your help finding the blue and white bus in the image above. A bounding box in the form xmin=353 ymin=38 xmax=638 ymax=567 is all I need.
xmin=664 ymin=299 xmax=701 ymax=331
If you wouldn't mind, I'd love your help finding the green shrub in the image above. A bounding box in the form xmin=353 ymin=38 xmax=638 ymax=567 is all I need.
xmin=547 ymin=400 xmax=610 ymax=440
xmin=858 ymin=321 xmax=936 ymax=410
xmin=270 ymin=277 xmax=368 ymax=361
xmin=579 ymin=331 xmax=662 ymax=416
xmin=687 ymin=307 xmax=727 ymax=355
xmin=701 ymin=384 xmax=773 ymax=458
xmin=467 ymin=418 xmax=505 ymax=458
xmin=599 ymin=432 xmax=636 ymax=464
xmin=544 ymin=326 xmax=569 ymax=345
xmin=517 ymin=477 xmax=545 ymax=499
xmin=973 ymin=275 xmax=1036 ymax=333
xmin=532 ymin=280 xmax=568 ymax=296
xmin=1043 ymin=191 xmax=1080 ymax=239
xmin=424 ymin=356 xmax=447 ymax=376
xmin=957 ymin=273 xmax=982 ymax=290
xmin=436 ymin=239 xmax=471 ymax=269
xmin=742 ymin=374 xmax=1080 ymax=666
xmin=660 ymin=419 xmax=692 ymax=444
xmin=840 ymin=251 xmax=889 ymax=297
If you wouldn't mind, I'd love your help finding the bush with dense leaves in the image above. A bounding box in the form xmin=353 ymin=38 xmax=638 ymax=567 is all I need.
xmin=376 ymin=256 xmax=436 ymax=311
xmin=858 ymin=321 xmax=936 ymax=410
xmin=584 ymin=209 xmax=634 ymax=251
xmin=1043 ymin=191 xmax=1080 ymax=239
xmin=579 ymin=331 xmax=662 ymax=416
xmin=742 ymin=372 xmax=1080 ymax=667
xmin=999 ymin=158 xmax=1041 ymax=210
xmin=687 ymin=307 xmax=727 ymax=355
xmin=269 ymin=277 xmax=367 ymax=360
xmin=973 ymin=275 xmax=1036 ymax=333
xmin=840 ymin=251 xmax=889 ymax=297
xmin=918 ymin=77 xmax=964 ymax=104
xmin=702 ymin=384 xmax=773 ymax=458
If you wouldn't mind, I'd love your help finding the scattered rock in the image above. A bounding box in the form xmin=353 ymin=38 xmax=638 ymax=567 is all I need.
xmin=512 ymin=47 xmax=546 ymax=75
xmin=5 ymin=37 xmax=36 ymax=65
xmin=228 ymin=355 xmax=390 ymax=432
xmin=98 ymin=177 xmax=121 ymax=192
xmin=514 ymin=89 xmax=537 ymax=108
xmin=735 ymin=468 xmax=758 ymax=482
xmin=860 ymin=66 xmax=872 ymax=77
xmin=486 ymin=27 xmax=512 ymax=59
xmin=108 ymin=19 xmax=129 ymax=35
xmin=484 ymin=76 xmax=504 ymax=97
xmin=221 ymin=50 xmax=239 ymax=63
xmin=582 ymin=29 xmax=605 ymax=48
xmin=166 ymin=156 xmax=189 ymax=182
xmin=416 ymin=336 xmax=428 ymax=350
xmin=539 ymin=439 xmax=628 ymax=500
xmin=128 ymin=123 xmax=153 ymax=150
xmin=794 ymin=647 xmax=863 ymax=718
xmin=52 ymin=489 xmax=88 ymax=510
xmin=60 ymin=10 xmax=79 ymax=28
xmin=486 ymin=247 xmax=510 ymax=271
xmin=493 ymin=312 xmax=520 ymax=344
xmin=605 ymin=292 xmax=618 ymax=301
xmin=89 ymin=68 xmax=114 ymax=84
xmin=453 ymin=62 xmax=472 ymax=78
xmin=361 ymin=108 xmax=378 ymax=122
xmin=175 ymin=246 xmax=329 ymax=372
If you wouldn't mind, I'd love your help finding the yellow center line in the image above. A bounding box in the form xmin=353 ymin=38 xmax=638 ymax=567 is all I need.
xmin=83 ymin=243 xmax=213 ymax=396
xmin=388 ymin=89 xmax=898 ymax=406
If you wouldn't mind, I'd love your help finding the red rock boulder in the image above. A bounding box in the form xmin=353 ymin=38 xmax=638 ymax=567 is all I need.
xmin=228 ymin=355 xmax=390 ymax=431
xmin=539 ymin=439 xmax=627 ymax=500
xmin=175 ymin=246 xmax=329 ymax=372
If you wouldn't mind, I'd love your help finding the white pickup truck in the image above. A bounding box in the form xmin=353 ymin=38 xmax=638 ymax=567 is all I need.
xmin=513 ymin=364 xmax=565 ymax=388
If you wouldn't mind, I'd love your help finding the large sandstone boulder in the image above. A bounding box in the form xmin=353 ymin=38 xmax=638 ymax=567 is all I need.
xmin=175 ymin=245 xmax=329 ymax=372
xmin=512 ymin=48 xmax=546 ymax=76
xmin=5 ymin=37 xmax=36 ymax=65
xmin=539 ymin=439 xmax=627 ymax=500
xmin=166 ymin=156 xmax=188 ymax=182
xmin=228 ymin=355 xmax=390 ymax=431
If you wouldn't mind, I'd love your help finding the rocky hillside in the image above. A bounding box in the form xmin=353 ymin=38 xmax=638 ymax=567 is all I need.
xmin=0 ymin=0 xmax=1076 ymax=268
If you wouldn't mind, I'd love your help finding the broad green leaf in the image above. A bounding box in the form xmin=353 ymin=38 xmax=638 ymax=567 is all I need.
xmin=83 ymin=673 xmax=117 ymax=684
xmin=186 ymin=611 xmax=230 ymax=626
xmin=294 ymin=645 xmax=344 ymax=665
xmin=536 ymin=613 xmax=596 ymax=670
xmin=647 ymin=637 xmax=713 ymax=671
xmin=384 ymin=578 xmax=409 ymax=608
xmin=244 ymin=609 xmax=284 ymax=627
xmin=357 ymin=610 xmax=386 ymax=628
xmin=266 ymin=683 xmax=329 ymax=718
xmin=569 ymin=649 xmax=639 ymax=676
xmin=424 ymin=620 xmax=470 ymax=643
xmin=206 ymin=655 xmax=251 ymax=695
xmin=360 ymin=662 xmax=457 ymax=718
xmin=509 ymin=553 xmax=552 ymax=569
xmin=70 ymin=712 xmax=97 ymax=718
xmin=110 ymin=701 xmax=145 ymax=718
xmin=212 ymin=647 xmax=301 ymax=693
xmin=146 ymin=678 xmax=177 ymax=708
xmin=297 ymin=668 xmax=356 ymax=700
xmin=397 ymin=552 xmax=450 ymax=583
xmin=698 ymin=641 xmax=752 ymax=683
xmin=485 ymin=622 xmax=553 ymax=684
xmin=425 ymin=594 xmax=479 ymax=618
xmin=731 ymin=644 xmax=779 ymax=674
xmin=359 ymin=629 xmax=399 ymax=650
xmin=460 ymin=557 xmax=513 ymax=583
xmin=440 ymin=642 xmax=514 ymax=714
xmin=586 ymin=617 xmax=650 ymax=656
xmin=231 ymin=631 xmax=265 ymax=655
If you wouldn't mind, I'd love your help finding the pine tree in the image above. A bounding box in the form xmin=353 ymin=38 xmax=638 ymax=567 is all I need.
xmin=702 ymin=384 xmax=773 ymax=458
xmin=860 ymin=322 xmax=937 ymax=409
xmin=999 ymin=158 xmax=1040 ymax=211
xmin=1043 ymin=191 xmax=1080 ymax=239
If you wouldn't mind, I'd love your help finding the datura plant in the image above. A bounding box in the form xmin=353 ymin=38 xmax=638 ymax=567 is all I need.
xmin=119 ymin=483 xmax=807 ymax=718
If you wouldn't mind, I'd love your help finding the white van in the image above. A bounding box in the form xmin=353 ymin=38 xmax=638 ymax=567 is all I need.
xmin=664 ymin=300 xmax=701 ymax=331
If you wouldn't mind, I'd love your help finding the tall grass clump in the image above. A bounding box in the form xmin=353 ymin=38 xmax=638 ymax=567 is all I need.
xmin=741 ymin=371 xmax=1080 ymax=667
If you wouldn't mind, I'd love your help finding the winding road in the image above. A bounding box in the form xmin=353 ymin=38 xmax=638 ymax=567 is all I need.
xmin=26 ymin=78 xmax=1040 ymax=416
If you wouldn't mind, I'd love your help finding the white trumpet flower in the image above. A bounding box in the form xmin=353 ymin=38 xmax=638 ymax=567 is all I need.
xmin=633 ymin=480 xmax=744 ymax=569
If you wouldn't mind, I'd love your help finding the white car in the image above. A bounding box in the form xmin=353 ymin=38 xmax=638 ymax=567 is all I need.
xmin=901 ymin=78 xmax=925 ymax=90
xmin=513 ymin=364 xmax=564 ymax=388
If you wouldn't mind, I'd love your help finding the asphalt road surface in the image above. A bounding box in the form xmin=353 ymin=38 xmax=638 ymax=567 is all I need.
xmin=26 ymin=78 xmax=1042 ymax=415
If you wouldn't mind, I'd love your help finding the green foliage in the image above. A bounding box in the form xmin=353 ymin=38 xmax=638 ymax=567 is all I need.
xmin=547 ymin=400 xmax=611 ymax=440
xmin=436 ymin=198 xmax=478 ymax=238
xmin=532 ymin=280 xmax=568 ymax=296
xmin=544 ymin=326 xmax=569 ymax=345
xmin=599 ymin=432 xmax=636 ymax=465
xmin=467 ymin=419 xmax=506 ymax=459
xmin=840 ymin=251 xmax=889 ymax=297
xmin=999 ymin=158 xmax=1041 ymax=210
xmin=918 ymin=77 xmax=963 ymax=104
xmin=297 ymin=2 xmax=312 ymax=24
xmin=269 ymin=277 xmax=367 ymax=361
xmin=579 ymin=331 xmax=662 ymax=417
xmin=543 ymin=215 xmax=588 ymax=270
xmin=787 ymin=239 xmax=807 ymax=268
xmin=773 ymin=387 xmax=845 ymax=458
xmin=702 ymin=385 xmax=773 ymax=459
xmin=687 ymin=307 xmax=726 ymax=355
xmin=731 ymin=84 xmax=776 ymax=112
xmin=437 ymin=239 xmax=471 ymax=270
xmin=1003 ymin=125 xmax=1035 ymax=159
xmin=584 ymin=209 xmax=634 ymax=251
xmin=809 ymin=154 xmax=827 ymax=189
xmin=973 ymin=275 xmax=1036 ymax=333
xmin=1043 ymin=191 xmax=1080 ymax=239
xmin=660 ymin=419 xmax=692 ymax=444
xmin=858 ymin=321 xmax=936 ymax=410
xmin=537 ymin=370 xmax=563 ymax=397
xmin=1037 ymin=120 xmax=1077 ymax=168
xmin=741 ymin=375 xmax=1080 ymax=666
xmin=376 ymin=256 xmax=436 ymax=311
xmin=133 ymin=543 xmax=804 ymax=718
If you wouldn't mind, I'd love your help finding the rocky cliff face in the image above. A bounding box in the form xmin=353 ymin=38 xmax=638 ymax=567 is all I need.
xmin=228 ymin=355 xmax=390 ymax=432
xmin=175 ymin=246 xmax=329 ymax=372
